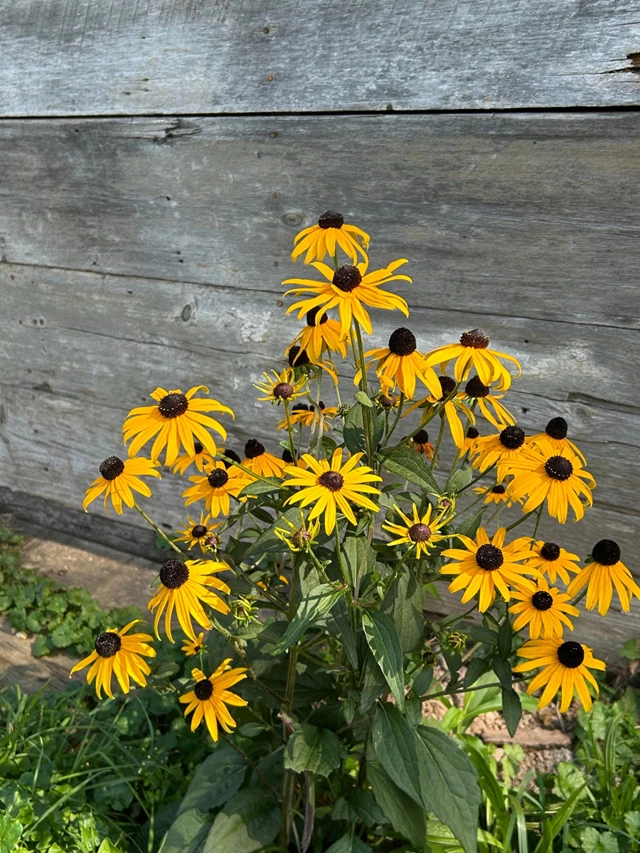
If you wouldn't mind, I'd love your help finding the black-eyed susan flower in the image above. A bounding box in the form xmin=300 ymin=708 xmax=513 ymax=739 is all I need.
xmin=179 ymin=662 xmax=248 ymax=742
xmin=283 ymin=448 xmax=381 ymax=535
xmin=509 ymin=578 xmax=579 ymax=638
xmin=529 ymin=416 xmax=586 ymax=464
xmin=254 ymin=368 xmax=307 ymax=405
xmin=281 ymin=449 xmax=307 ymax=468
xmin=405 ymin=376 xmax=473 ymax=449
xmin=356 ymin=328 xmax=443 ymax=401
xmin=567 ymin=539 xmax=640 ymax=615
xmin=172 ymin=440 xmax=216 ymax=476
xmin=123 ymin=386 xmax=234 ymax=466
xmin=291 ymin=210 xmax=369 ymax=265
xmin=242 ymin=439 xmax=286 ymax=479
xmin=183 ymin=462 xmax=250 ymax=518
xmin=473 ymin=482 xmax=521 ymax=507
xmin=461 ymin=426 xmax=480 ymax=456
xmin=507 ymin=446 xmax=595 ymax=524
xmin=471 ymin=425 xmax=528 ymax=482
xmin=410 ymin=428 xmax=434 ymax=459
xmin=174 ymin=512 xmax=221 ymax=553
xmin=382 ymin=503 xmax=449 ymax=559
xmin=527 ymin=540 xmax=581 ymax=585
xmin=514 ymin=638 xmax=605 ymax=712
xmin=463 ymin=375 xmax=516 ymax=430
xmin=278 ymin=402 xmax=337 ymax=433
xmin=425 ymin=329 xmax=521 ymax=391
xmin=274 ymin=511 xmax=321 ymax=552
xmin=441 ymin=527 xmax=538 ymax=612
xmin=182 ymin=632 xmax=205 ymax=657
xmin=83 ymin=456 xmax=161 ymax=515
xmin=148 ymin=558 xmax=230 ymax=643
xmin=288 ymin=345 xmax=311 ymax=368
xmin=70 ymin=621 xmax=155 ymax=699
xmin=284 ymin=259 xmax=410 ymax=337
xmin=287 ymin=308 xmax=348 ymax=365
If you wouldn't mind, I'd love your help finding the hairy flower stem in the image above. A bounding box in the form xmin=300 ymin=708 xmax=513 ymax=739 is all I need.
xmin=334 ymin=526 xmax=352 ymax=593
xmin=532 ymin=504 xmax=544 ymax=538
xmin=283 ymin=399 xmax=297 ymax=462
xmin=134 ymin=503 xmax=183 ymax=556
xmin=383 ymin=392 xmax=405 ymax=447
xmin=351 ymin=320 xmax=375 ymax=466
xmin=281 ymin=556 xmax=300 ymax=848
xmin=505 ymin=507 xmax=538 ymax=532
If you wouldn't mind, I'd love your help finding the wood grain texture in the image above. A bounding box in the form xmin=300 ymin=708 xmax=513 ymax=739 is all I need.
xmin=1 ymin=0 xmax=640 ymax=115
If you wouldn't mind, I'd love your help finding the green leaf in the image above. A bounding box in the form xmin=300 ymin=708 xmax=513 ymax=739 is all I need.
xmin=361 ymin=610 xmax=405 ymax=711
xmin=446 ymin=467 xmax=473 ymax=493
xmin=342 ymin=534 xmax=375 ymax=589
xmin=380 ymin=446 xmax=439 ymax=493
xmin=579 ymin=827 xmax=619 ymax=853
xmin=179 ymin=746 xmax=247 ymax=814
xmin=501 ymin=688 xmax=522 ymax=737
xmin=367 ymin=760 xmax=426 ymax=848
xmin=284 ymin=724 xmax=341 ymax=776
xmin=97 ymin=840 xmax=124 ymax=853
xmin=271 ymin=584 xmax=345 ymax=655
xmin=492 ymin=657 xmax=512 ymax=690
xmin=325 ymin=833 xmax=373 ymax=853
xmin=624 ymin=811 xmax=640 ymax=837
xmin=354 ymin=390 xmax=374 ymax=408
xmin=0 ymin=815 xmax=22 ymax=853
xmin=31 ymin=634 xmax=51 ymax=658
xmin=359 ymin=654 xmax=387 ymax=713
xmin=325 ymin=599 xmax=358 ymax=668
xmin=412 ymin=666 xmax=434 ymax=696
xmin=416 ymin=727 xmax=481 ymax=853
xmin=372 ymin=705 xmax=422 ymax=805
xmin=455 ymin=508 xmax=486 ymax=539
xmin=161 ymin=808 xmax=212 ymax=853
xmin=463 ymin=655 xmax=492 ymax=689
xmin=203 ymin=788 xmax=280 ymax=853
xmin=237 ymin=477 xmax=281 ymax=498
xmin=343 ymin=403 xmax=367 ymax=454
xmin=497 ymin=619 xmax=512 ymax=660
xmin=381 ymin=571 xmax=424 ymax=654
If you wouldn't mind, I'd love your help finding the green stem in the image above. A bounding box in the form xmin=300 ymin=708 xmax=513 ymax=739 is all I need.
xmin=532 ymin=504 xmax=544 ymax=538
xmin=424 ymin=678 xmax=524 ymax=700
xmin=220 ymin=454 xmax=274 ymax=484
xmin=570 ymin=586 xmax=588 ymax=607
xmin=352 ymin=320 xmax=376 ymax=465
xmin=456 ymin=463 xmax=497 ymax=495
xmin=383 ymin=392 xmax=405 ymax=447
xmin=334 ymin=525 xmax=351 ymax=591
xmin=134 ymin=504 xmax=183 ymax=556
xmin=505 ymin=507 xmax=537 ymax=532
xmin=284 ymin=399 xmax=297 ymax=462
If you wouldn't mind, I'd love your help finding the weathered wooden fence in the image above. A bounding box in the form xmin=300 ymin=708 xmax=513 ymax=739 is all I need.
xmin=0 ymin=0 xmax=639 ymax=657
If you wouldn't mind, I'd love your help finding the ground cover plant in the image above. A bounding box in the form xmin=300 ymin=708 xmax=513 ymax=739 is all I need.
xmin=22 ymin=213 xmax=640 ymax=851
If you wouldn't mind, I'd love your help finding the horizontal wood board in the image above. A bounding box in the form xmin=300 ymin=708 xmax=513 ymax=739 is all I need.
xmin=2 ymin=0 xmax=640 ymax=115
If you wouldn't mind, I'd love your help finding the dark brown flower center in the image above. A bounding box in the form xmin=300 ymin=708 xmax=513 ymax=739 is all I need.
xmin=333 ymin=265 xmax=362 ymax=293
xmin=99 ymin=456 xmax=125 ymax=481
xmin=208 ymin=468 xmax=229 ymax=488
xmin=557 ymin=641 xmax=584 ymax=669
xmin=408 ymin=523 xmax=431 ymax=543
xmin=318 ymin=471 xmax=344 ymax=491
xmin=591 ymin=539 xmax=621 ymax=566
xmin=466 ymin=427 xmax=479 ymax=439
xmin=540 ymin=542 xmax=560 ymax=561
xmin=414 ymin=429 xmax=429 ymax=444
xmin=545 ymin=417 xmax=568 ymax=440
xmin=439 ymin=375 xmax=457 ymax=398
xmin=388 ymin=328 xmax=417 ymax=357
xmin=192 ymin=525 xmax=208 ymax=538
xmin=545 ymin=456 xmax=573 ymax=481
xmin=194 ymin=441 xmax=204 ymax=455
xmin=379 ymin=394 xmax=398 ymax=408
xmin=532 ymin=590 xmax=553 ymax=611
xmin=499 ymin=426 xmax=525 ymax=450
xmin=159 ymin=559 xmax=189 ymax=589
xmin=292 ymin=529 xmax=313 ymax=548
xmin=282 ymin=448 xmax=294 ymax=464
xmin=95 ymin=631 xmax=122 ymax=658
xmin=306 ymin=307 xmax=328 ymax=326
xmin=491 ymin=485 xmax=506 ymax=494
xmin=158 ymin=392 xmax=188 ymax=419
xmin=460 ymin=328 xmax=490 ymax=349
xmin=194 ymin=679 xmax=214 ymax=700
xmin=245 ymin=439 xmax=265 ymax=459
xmin=293 ymin=403 xmax=309 ymax=412
xmin=318 ymin=210 xmax=344 ymax=229
xmin=274 ymin=382 xmax=294 ymax=400
xmin=222 ymin=449 xmax=241 ymax=468
xmin=288 ymin=346 xmax=310 ymax=367
xmin=465 ymin=376 xmax=490 ymax=398
xmin=475 ymin=544 xmax=504 ymax=570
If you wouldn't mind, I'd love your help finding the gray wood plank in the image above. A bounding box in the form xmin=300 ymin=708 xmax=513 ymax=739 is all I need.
xmin=0 ymin=113 xmax=639 ymax=330
xmin=1 ymin=1 xmax=640 ymax=115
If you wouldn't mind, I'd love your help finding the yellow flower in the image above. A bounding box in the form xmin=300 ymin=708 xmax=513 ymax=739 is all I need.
xmin=507 ymin=446 xmax=595 ymax=524
xmin=70 ymin=621 xmax=155 ymax=699
xmin=182 ymin=632 xmax=206 ymax=657
xmin=567 ymin=539 xmax=640 ymax=615
xmin=509 ymin=578 xmax=579 ymax=638
xmin=83 ymin=456 xmax=161 ymax=515
xmin=382 ymin=503 xmax=449 ymax=559
xmin=528 ymin=417 xmax=586 ymax=464
xmin=183 ymin=461 xmax=251 ymax=518
xmin=174 ymin=512 xmax=221 ymax=553
xmin=179 ymin=662 xmax=248 ymax=742
xmin=291 ymin=211 xmax=369 ymax=264
xmin=148 ymin=558 xmax=230 ymax=643
xmin=123 ymin=386 xmax=234 ymax=466
xmin=404 ymin=376 xmax=474 ymax=449
xmin=461 ymin=426 xmax=480 ymax=456
xmin=463 ymin=376 xmax=516 ymax=430
xmin=242 ymin=439 xmax=286 ymax=479
xmin=514 ymin=638 xmax=605 ymax=712
xmin=409 ymin=429 xmax=434 ymax=460
xmin=254 ymin=368 xmax=307 ymax=405
xmin=470 ymin=425 xmax=528 ymax=482
xmin=278 ymin=402 xmax=337 ymax=433
xmin=472 ymin=482 xmax=521 ymax=507
xmin=441 ymin=527 xmax=538 ymax=612
xmin=274 ymin=511 xmax=321 ymax=552
xmin=284 ymin=258 xmax=410 ymax=337
xmin=172 ymin=440 xmax=216 ymax=476
xmin=527 ymin=541 xmax=581 ymax=585
xmin=356 ymin=327 xmax=443 ymax=400
xmin=425 ymin=329 xmax=521 ymax=391
xmin=283 ymin=448 xmax=381 ymax=535
xmin=286 ymin=308 xmax=348 ymax=364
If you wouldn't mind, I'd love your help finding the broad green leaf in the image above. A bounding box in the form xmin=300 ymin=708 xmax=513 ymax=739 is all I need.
xmin=455 ymin=508 xmax=486 ymax=539
xmin=367 ymin=759 xmax=426 ymax=848
xmin=381 ymin=571 xmax=424 ymax=654
xmin=361 ymin=610 xmax=405 ymax=711
xmin=579 ymin=828 xmax=619 ymax=853
xmin=501 ymin=688 xmax=522 ymax=737
xmin=97 ymin=841 xmax=124 ymax=853
xmin=0 ymin=815 xmax=22 ymax=853
xmin=412 ymin=666 xmax=434 ymax=696
xmin=497 ymin=619 xmax=512 ymax=659
xmin=271 ymin=584 xmax=345 ymax=655
xmin=284 ymin=724 xmax=341 ymax=776
xmin=325 ymin=598 xmax=358 ymax=668
xmin=237 ymin=477 xmax=282 ymax=498
xmin=446 ymin=467 xmax=473 ymax=493
xmin=179 ymin=746 xmax=247 ymax=814
xmin=372 ymin=705 xmax=422 ymax=805
xmin=380 ymin=446 xmax=439 ymax=493
xmin=359 ymin=654 xmax=387 ymax=713
xmin=625 ymin=812 xmax=640 ymax=837
xmin=463 ymin=655 xmax=492 ymax=689
xmin=343 ymin=535 xmax=375 ymax=590
xmin=343 ymin=403 xmax=367 ymax=454
xmin=492 ymin=657 xmax=512 ymax=690
xmin=416 ymin=726 xmax=481 ymax=853
xmin=354 ymin=390 xmax=374 ymax=408
xmin=325 ymin=833 xmax=373 ymax=853
xmin=161 ymin=808 xmax=211 ymax=853
xmin=203 ymin=788 xmax=280 ymax=853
